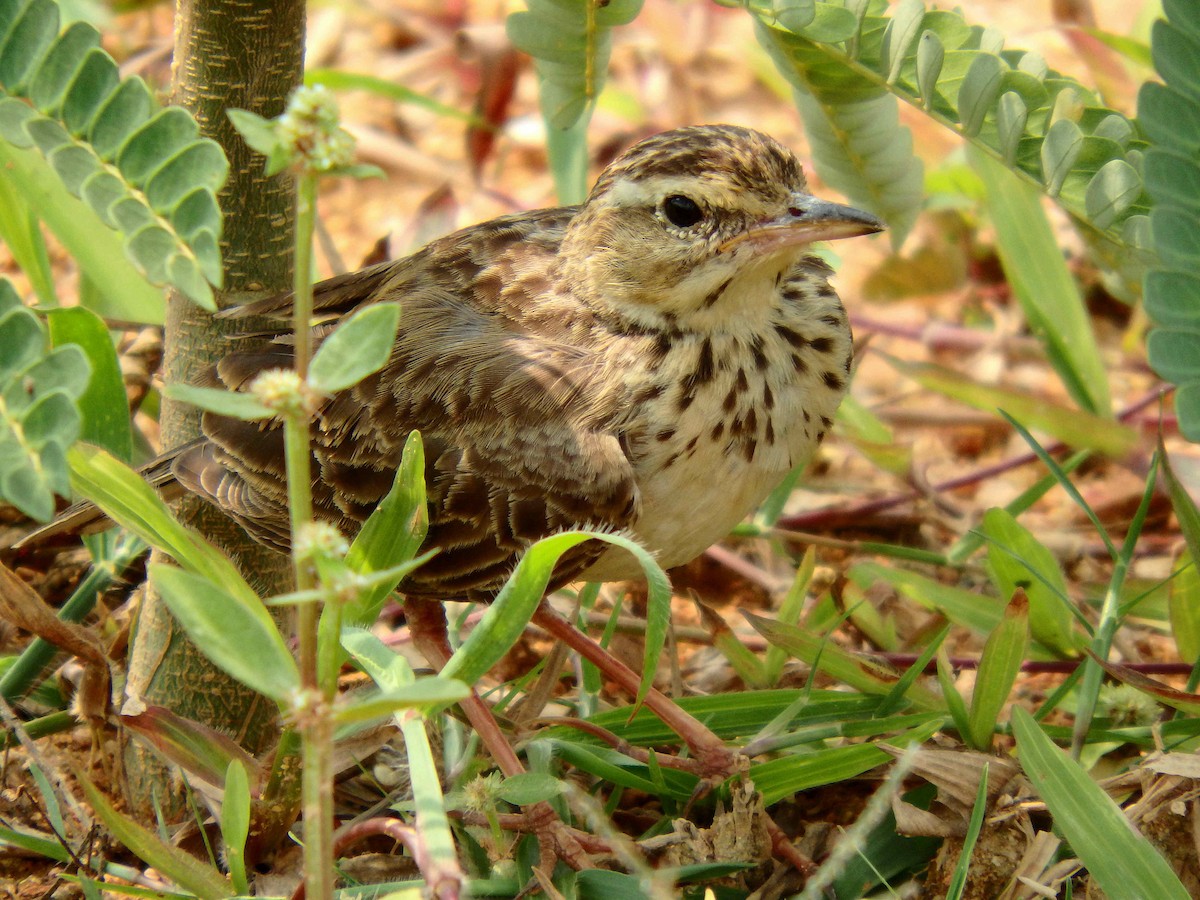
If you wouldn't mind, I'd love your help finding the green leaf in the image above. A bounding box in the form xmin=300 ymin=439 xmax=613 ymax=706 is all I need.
xmin=981 ymin=508 xmax=1079 ymax=656
xmin=116 ymin=107 xmax=200 ymax=186
xmin=1144 ymin=149 xmax=1200 ymax=219
xmin=333 ymin=680 xmax=471 ymax=724
xmin=883 ymin=0 xmax=924 ymax=86
xmin=305 ymin=69 xmax=480 ymax=124
xmin=0 ymin=0 xmax=60 ymax=93
xmin=1162 ymin=445 xmax=1200 ymax=662
xmin=750 ymin=722 xmax=941 ymax=805
xmin=915 ymin=30 xmax=945 ymax=109
xmin=966 ymin=591 xmax=1029 ymax=750
xmin=77 ymin=773 xmax=235 ymax=899
xmin=308 ymin=302 xmax=400 ymax=394
xmin=1012 ymin=707 xmax=1191 ymax=900
xmin=145 ymin=141 xmax=228 ymax=210
xmin=399 ymin=714 xmax=462 ymax=890
xmin=746 ymin=2 xmax=1145 ymax=245
xmin=936 ymin=646 xmax=972 ymax=739
xmin=165 ymin=383 xmax=274 ymax=421
xmin=1142 ymin=4 xmax=1200 ymax=442
xmin=0 ymin=7 xmax=225 ymax=311
xmin=151 ymin=563 xmax=299 ymax=703
xmin=742 ymin=610 xmax=941 ymax=711
xmin=507 ymin=0 xmax=643 ymax=200
xmin=0 ymin=297 xmax=89 ymax=521
xmin=1169 ymin=550 xmax=1200 ymax=665
xmin=0 ymin=141 xmax=166 ymax=323
xmin=226 ymin=107 xmax=282 ymax=159
xmin=847 ymin=561 xmax=1005 ymax=639
xmin=1040 ymin=118 xmax=1084 ymax=196
xmin=341 ymin=627 xmax=415 ymax=692
xmin=61 ymin=49 xmax=119 ymax=136
xmin=90 ymin=77 xmax=154 ymax=159
xmin=30 ymin=23 xmax=100 ymax=114
xmin=957 ymin=52 xmax=1004 ymax=137
xmin=442 ymin=529 xmax=669 ymax=704
xmin=881 ymin=354 xmax=1130 ymax=455
xmin=995 ymin=91 xmax=1027 ymax=164
xmin=1148 ymin=329 xmax=1200 ymax=384
xmin=47 ymin=306 xmax=132 ymax=462
xmin=1085 ymin=158 xmax=1141 ymax=230
xmin=945 ymin=761 xmax=990 ymax=898
xmin=970 ymin=146 xmax=1110 ymax=415
xmin=498 ymin=772 xmax=563 ymax=806
xmin=67 ymin=444 xmax=258 ymax=603
xmin=0 ymin=157 xmax=56 ymax=305
xmin=221 ymin=761 xmax=251 ymax=896
xmin=344 ymin=430 xmax=428 ymax=626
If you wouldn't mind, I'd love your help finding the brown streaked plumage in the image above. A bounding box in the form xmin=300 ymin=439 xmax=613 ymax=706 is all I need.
xmin=45 ymin=125 xmax=883 ymax=597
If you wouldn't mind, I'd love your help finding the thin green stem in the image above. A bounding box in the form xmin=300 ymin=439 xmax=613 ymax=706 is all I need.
xmin=287 ymin=169 xmax=331 ymax=900
xmin=286 ymin=171 xmax=319 ymax=689
xmin=292 ymin=172 xmax=317 ymax=380
xmin=1071 ymin=453 xmax=1161 ymax=757
xmin=285 ymin=415 xmax=316 ymax=680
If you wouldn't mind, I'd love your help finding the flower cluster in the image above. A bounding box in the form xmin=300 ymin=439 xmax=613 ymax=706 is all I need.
xmin=276 ymin=85 xmax=356 ymax=174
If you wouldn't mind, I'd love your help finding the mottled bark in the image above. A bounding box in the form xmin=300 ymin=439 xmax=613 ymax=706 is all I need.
xmin=121 ymin=0 xmax=305 ymax=817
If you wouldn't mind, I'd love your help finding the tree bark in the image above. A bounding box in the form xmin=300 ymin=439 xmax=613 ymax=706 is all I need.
xmin=121 ymin=0 xmax=305 ymax=818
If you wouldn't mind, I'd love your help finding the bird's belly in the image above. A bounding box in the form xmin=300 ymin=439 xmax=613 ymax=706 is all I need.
xmin=577 ymin=435 xmax=789 ymax=583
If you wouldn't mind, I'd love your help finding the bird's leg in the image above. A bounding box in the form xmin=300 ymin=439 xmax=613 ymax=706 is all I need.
xmin=532 ymin=604 xmax=819 ymax=872
xmin=530 ymin=601 xmax=743 ymax=780
xmin=403 ymin=597 xmax=594 ymax=871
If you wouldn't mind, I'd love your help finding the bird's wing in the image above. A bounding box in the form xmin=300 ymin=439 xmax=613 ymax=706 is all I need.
xmin=182 ymin=212 xmax=640 ymax=599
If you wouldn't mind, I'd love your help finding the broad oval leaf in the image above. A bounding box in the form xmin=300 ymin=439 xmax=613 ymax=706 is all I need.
xmin=957 ymin=52 xmax=1004 ymax=136
xmin=1085 ymin=158 xmax=1142 ymax=231
xmin=498 ymin=772 xmax=563 ymax=806
xmin=308 ymin=302 xmax=401 ymax=394
xmin=151 ymin=563 xmax=299 ymax=704
xmin=915 ymin=30 xmax=944 ymax=108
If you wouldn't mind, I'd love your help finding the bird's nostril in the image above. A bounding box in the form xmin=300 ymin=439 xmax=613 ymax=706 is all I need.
xmin=788 ymin=206 xmax=804 ymax=218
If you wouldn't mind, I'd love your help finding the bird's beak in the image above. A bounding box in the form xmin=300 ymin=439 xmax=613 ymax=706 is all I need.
xmin=719 ymin=195 xmax=885 ymax=255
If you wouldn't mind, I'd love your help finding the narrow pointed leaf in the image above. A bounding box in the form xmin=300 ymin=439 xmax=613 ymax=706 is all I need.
xmin=982 ymin=509 xmax=1079 ymax=655
xmin=1012 ymin=707 xmax=1191 ymax=900
xmin=967 ymin=590 xmax=1029 ymax=750
xmin=166 ymin=383 xmax=273 ymax=421
xmin=442 ymin=529 xmax=669 ymax=704
xmin=77 ymin=774 xmax=235 ymax=899
xmin=970 ymin=147 xmax=1110 ymax=415
xmin=344 ymin=430 xmax=428 ymax=625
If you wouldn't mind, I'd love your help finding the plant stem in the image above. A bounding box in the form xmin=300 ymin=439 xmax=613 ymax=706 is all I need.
xmin=287 ymin=170 xmax=332 ymax=900
xmin=288 ymin=170 xmax=318 ymax=688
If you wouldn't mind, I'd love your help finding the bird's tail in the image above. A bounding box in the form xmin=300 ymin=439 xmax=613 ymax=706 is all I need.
xmin=14 ymin=442 xmax=198 ymax=547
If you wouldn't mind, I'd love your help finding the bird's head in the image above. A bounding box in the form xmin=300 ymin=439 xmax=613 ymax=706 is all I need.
xmin=559 ymin=124 xmax=883 ymax=326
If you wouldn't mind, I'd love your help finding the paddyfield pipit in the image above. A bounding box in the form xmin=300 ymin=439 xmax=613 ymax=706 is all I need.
xmin=29 ymin=125 xmax=883 ymax=855
xmin=162 ymin=124 xmax=883 ymax=594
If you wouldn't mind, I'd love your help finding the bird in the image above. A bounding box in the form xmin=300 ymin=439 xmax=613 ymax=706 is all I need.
xmin=23 ymin=127 xmax=884 ymax=866
xmin=36 ymin=124 xmax=883 ymax=598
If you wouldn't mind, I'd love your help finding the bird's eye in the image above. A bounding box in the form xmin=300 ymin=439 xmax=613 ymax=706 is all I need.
xmin=662 ymin=194 xmax=703 ymax=228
